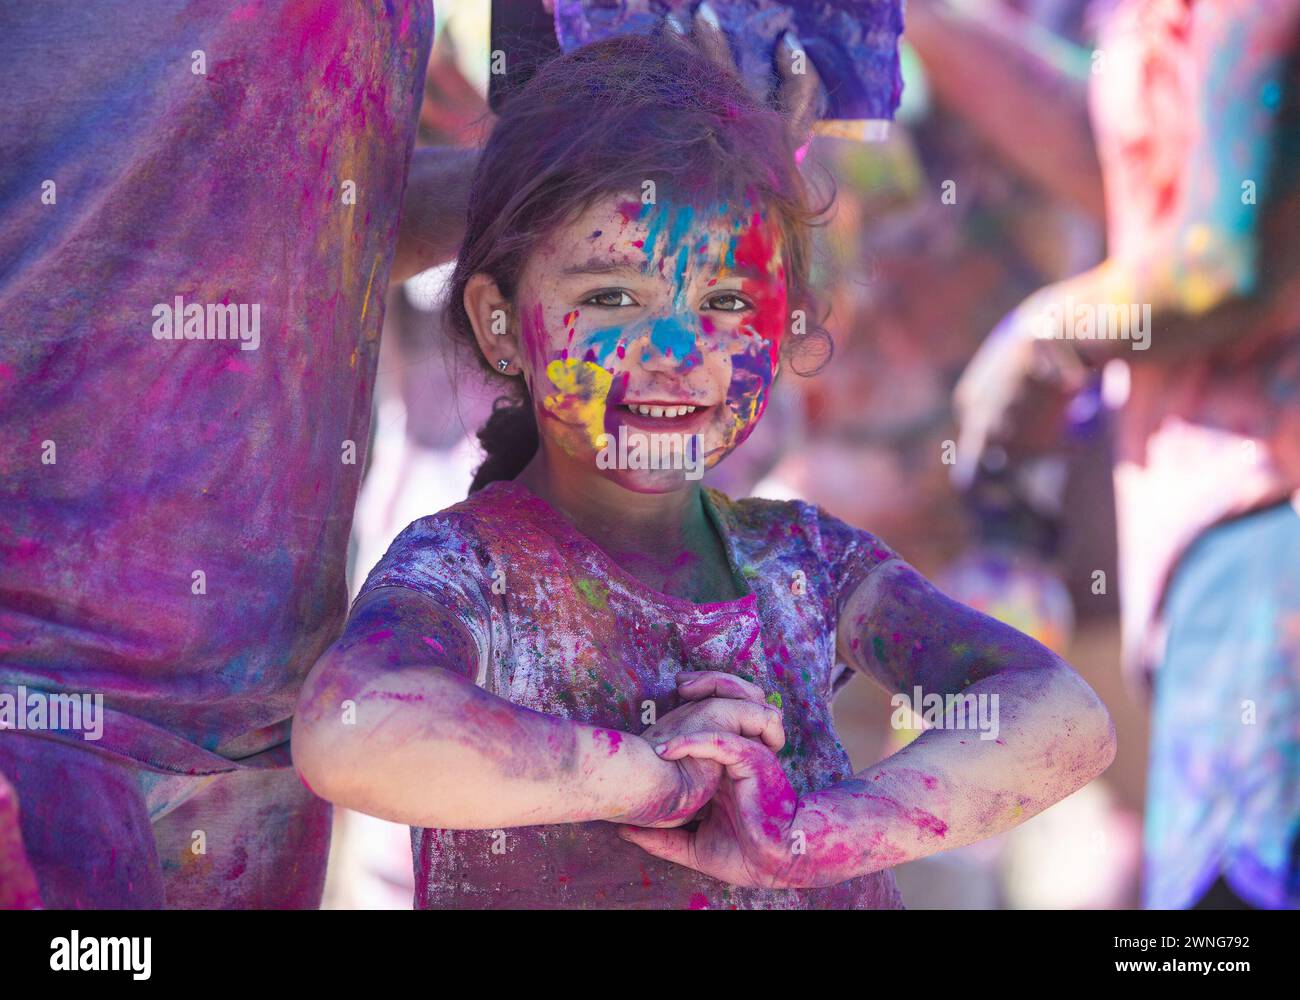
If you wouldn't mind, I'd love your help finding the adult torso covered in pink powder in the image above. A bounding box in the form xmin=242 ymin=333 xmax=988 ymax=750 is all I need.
xmin=0 ymin=2 xmax=433 ymax=762
xmin=359 ymin=480 xmax=904 ymax=909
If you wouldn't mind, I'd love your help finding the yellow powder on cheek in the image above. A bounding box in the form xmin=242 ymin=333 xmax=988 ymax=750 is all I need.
xmin=543 ymin=359 xmax=613 ymax=448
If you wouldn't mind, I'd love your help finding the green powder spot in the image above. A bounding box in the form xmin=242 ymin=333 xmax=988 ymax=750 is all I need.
xmin=576 ymin=578 xmax=609 ymax=610
xmin=741 ymin=565 xmax=759 ymax=580
xmin=738 ymin=673 xmax=755 ymax=683
xmin=872 ymin=635 xmax=887 ymax=662
xmin=765 ymin=691 xmax=783 ymax=710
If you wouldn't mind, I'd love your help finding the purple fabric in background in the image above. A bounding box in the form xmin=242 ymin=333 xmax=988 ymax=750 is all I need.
xmin=0 ymin=1 xmax=433 ymax=771
xmin=553 ymin=0 xmax=904 ymax=123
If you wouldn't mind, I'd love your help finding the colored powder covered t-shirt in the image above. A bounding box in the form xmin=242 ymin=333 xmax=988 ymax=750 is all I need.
xmin=0 ymin=2 xmax=433 ymax=769
xmin=357 ymin=479 xmax=905 ymax=909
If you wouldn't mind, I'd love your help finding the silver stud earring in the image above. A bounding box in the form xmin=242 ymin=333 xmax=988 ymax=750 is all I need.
xmin=496 ymin=358 xmax=510 ymax=373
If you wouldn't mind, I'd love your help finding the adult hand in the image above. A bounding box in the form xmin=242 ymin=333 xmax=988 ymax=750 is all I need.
xmin=673 ymin=2 xmax=824 ymax=151
xmin=952 ymin=294 xmax=1085 ymax=489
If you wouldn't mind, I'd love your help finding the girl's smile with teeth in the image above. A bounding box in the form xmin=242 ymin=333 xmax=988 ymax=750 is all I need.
xmin=623 ymin=403 xmax=702 ymax=418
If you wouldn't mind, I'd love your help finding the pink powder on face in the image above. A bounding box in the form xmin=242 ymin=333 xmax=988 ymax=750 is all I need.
xmin=592 ymin=728 xmax=624 ymax=755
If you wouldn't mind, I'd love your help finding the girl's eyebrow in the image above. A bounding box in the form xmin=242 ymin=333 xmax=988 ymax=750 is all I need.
xmin=560 ymin=259 xmax=648 ymax=277
xmin=560 ymin=257 xmax=773 ymax=282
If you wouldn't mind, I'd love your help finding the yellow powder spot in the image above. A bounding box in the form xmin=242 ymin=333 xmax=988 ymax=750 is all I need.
xmin=544 ymin=359 xmax=612 ymax=447
xmin=360 ymin=254 xmax=380 ymax=329
xmin=1182 ymin=271 xmax=1224 ymax=315
xmin=576 ymin=578 xmax=609 ymax=610
xmin=349 ymin=348 xmax=358 ymax=369
xmin=1183 ymin=223 xmax=1214 ymax=258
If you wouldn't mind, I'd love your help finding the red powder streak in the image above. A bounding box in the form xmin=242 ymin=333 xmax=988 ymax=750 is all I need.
xmin=592 ymin=728 xmax=624 ymax=755
xmin=729 ymin=213 xmax=786 ymax=365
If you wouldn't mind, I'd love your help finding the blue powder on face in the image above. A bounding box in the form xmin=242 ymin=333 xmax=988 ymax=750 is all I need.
xmin=585 ymin=324 xmax=626 ymax=360
xmin=649 ymin=314 xmax=702 ymax=365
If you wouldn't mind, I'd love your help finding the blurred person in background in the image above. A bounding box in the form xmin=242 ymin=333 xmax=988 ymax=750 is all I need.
xmin=955 ymin=0 xmax=1300 ymax=909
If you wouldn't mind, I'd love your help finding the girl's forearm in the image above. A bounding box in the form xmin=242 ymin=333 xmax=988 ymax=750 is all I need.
xmin=292 ymin=655 xmax=681 ymax=830
xmin=782 ymin=663 xmax=1115 ymax=887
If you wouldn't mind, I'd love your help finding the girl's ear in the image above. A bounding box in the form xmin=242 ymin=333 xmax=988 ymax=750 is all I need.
xmin=464 ymin=273 xmax=522 ymax=375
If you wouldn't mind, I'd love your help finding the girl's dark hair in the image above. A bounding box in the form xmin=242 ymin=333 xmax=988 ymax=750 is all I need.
xmin=446 ymin=30 xmax=832 ymax=493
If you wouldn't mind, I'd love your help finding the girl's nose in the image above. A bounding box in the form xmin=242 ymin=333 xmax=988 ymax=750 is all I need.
xmin=628 ymin=315 xmax=703 ymax=371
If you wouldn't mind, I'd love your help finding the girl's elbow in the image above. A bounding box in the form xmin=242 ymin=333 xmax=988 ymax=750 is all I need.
xmin=290 ymin=668 xmax=370 ymax=806
xmin=290 ymin=712 xmax=347 ymax=805
xmin=1058 ymin=664 xmax=1117 ymax=781
xmin=1084 ymin=701 xmax=1118 ymax=781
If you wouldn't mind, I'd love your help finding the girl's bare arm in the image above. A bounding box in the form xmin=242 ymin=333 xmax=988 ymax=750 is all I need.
xmin=291 ymin=586 xmax=704 ymax=830
xmin=623 ymin=559 xmax=1116 ymax=887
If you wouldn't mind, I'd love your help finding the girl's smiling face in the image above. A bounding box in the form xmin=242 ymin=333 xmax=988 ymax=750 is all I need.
xmin=488 ymin=192 xmax=789 ymax=491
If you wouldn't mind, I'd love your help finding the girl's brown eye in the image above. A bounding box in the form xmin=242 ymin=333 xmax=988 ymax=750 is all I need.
xmin=584 ymin=289 xmax=636 ymax=308
xmin=705 ymin=293 xmax=751 ymax=312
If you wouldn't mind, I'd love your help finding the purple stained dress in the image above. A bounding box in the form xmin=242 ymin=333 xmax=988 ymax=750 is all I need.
xmin=358 ymin=479 xmax=906 ymax=909
xmin=0 ymin=0 xmax=433 ymax=906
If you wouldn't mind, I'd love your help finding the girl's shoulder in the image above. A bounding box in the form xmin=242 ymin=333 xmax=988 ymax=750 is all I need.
xmin=705 ymin=488 xmax=897 ymax=566
xmin=705 ymin=489 xmax=900 ymax=611
xmin=357 ymin=481 xmax=558 ymax=602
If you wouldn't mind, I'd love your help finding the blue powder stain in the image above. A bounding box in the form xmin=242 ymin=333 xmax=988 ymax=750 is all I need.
xmin=665 ymin=204 xmax=695 ymax=253
xmin=640 ymin=201 xmax=667 ymax=264
xmin=584 ymin=325 xmax=625 ymax=359
xmin=649 ymin=315 xmax=700 ymax=364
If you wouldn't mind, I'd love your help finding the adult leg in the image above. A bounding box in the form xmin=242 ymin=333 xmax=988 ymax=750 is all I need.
xmin=0 ymin=733 xmax=163 ymax=908
xmin=151 ymin=763 xmax=331 ymax=909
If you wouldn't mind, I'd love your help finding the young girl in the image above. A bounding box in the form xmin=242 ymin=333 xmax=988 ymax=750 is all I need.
xmin=292 ymin=31 xmax=1116 ymax=909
